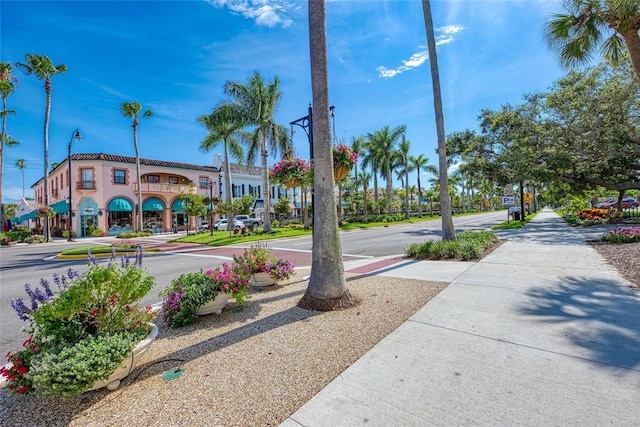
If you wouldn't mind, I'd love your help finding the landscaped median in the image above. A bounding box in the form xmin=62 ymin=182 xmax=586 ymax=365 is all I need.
xmin=55 ymin=243 xmax=161 ymax=259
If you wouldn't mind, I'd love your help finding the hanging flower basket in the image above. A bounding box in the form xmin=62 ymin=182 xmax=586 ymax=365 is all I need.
xmin=36 ymin=206 xmax=55 ymax=218
xmin=333 ymin=144 xmax=357 ymax=182
xmin=270 ymin=158 xmax=311 ymax=188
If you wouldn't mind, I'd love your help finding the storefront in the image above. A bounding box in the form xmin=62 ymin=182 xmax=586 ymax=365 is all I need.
xmin=107 ymin=197 xmax=134 ymax=236
xmin=142 ymin=197 xmax=165 ymax=232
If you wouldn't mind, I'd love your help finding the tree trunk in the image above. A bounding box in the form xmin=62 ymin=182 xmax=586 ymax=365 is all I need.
xmin=622 ymin=30 xmax=640 ymax=81
xmin=261 ymin=137 xmax=272 ymax=233
xmin=422 ymin=0 xmax=455 ymax=241
xmin=43 ymin=78 xmax=52 ymax=242
xmin=417 ymin=173 xmax=423 ymax=217
xmin=0 ymin=96 xmax=6 ymax=229
xmin=134 ymin=124 xmax=143 ymax=232
xmin=300 ymin=0 xmax=359 ymax=312
xmin=223 ymin=140 xmax=233 ymax=205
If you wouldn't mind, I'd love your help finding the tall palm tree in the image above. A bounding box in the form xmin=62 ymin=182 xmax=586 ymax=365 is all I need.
xmin=223 ymin=71 xmax=291 ymax=233
xmin=422 ymin=0 xmax=455 ymax=241
xmin=350 ymin=134 xmax=365 ymax=191
xmin=0 ymin=62 xmax=19 ymax=227
xmin=299 ymin=0 xmax=358 ymax=312
xmin=395 ymin=135 xmax=411 ymax=218
xmin=544 ymin=0 xmax=640 ymax=80
xmin=367 ymin=124 xmax=406 ymax=215
xmin=361 ymin=141 xmax=381 ymax=214
xmin=16 ymin=159 xmax=26 ymax=198
xmin=120 ymin=101 xmax=153 ymax=232
xmin=197 ymin=103 xmax=245 ymax=206
xmin=359 ymin=170 xmax=372 ymax=223
xmin=409 ymin=153 xmax=435 ymax=217
xmin=16 ymin=54 xmax=67 ymax=242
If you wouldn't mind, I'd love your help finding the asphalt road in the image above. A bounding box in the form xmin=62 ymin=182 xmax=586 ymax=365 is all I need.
xmin=0 ymin=210 xmax=508 ymax=358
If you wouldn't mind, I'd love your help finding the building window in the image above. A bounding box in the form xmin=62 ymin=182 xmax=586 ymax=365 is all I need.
xmin=199 ymin=177 xmax=208 ymax=189
xmin=232 ymin=184 xmax=241 ymax=198
xmin=169 ymin=176 xmax=178 ymax=184
xmin=81 ymin=169 xmax=94 ymax=189
xmin=114 ymin=169 xmax=126 ymax=184
xmin=146 ymin=175 xmax=160 ymax=183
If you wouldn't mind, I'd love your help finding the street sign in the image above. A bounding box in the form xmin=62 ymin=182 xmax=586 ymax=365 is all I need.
xmin=524 ymin=192 xmax=533 ymax=203
xmin=504 ymin=185 xmax=514 ymax=196
xmin=502 ymin=196 xmax=515 ymax=205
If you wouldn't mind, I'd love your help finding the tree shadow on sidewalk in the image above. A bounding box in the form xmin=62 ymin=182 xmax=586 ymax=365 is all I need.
xmin=520 ymin=276 xmax=640 ymax=371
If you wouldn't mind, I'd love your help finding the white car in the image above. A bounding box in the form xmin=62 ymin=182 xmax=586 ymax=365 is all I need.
xmin=214 ymin=219 xmax=245 ymax=231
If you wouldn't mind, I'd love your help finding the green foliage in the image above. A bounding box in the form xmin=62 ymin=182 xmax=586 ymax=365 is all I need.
xmin=29 ymin=333 xmax=141 ymax=397
xmin=117 ymin=230 xmax=153 ymax=238
xmin=405 ymin=231 xmax=499 ymax=260
xmin=23 ymin=235 xmax=45 ymax=244
xmin=273 ymin=197 xmax=292 ymax=218
xmin=160 ymin=266 xmax=250 ymax=328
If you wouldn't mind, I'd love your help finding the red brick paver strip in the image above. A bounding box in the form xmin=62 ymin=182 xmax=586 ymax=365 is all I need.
xmin=346 ymin=257 xmax=406 ymax=274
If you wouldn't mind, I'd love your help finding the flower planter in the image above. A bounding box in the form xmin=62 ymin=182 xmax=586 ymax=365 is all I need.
xmin=195 ymin=292 xmax=230 ymax=316
xmin=283 ymin=178 xmax=301 ymax=188
xmin=334 ymin=166 xmax=350 ymax=182
xmin=250 ymin=272 xmax=276 ymax=287
xmin=87 ymin=323 xmax=158 ymax=392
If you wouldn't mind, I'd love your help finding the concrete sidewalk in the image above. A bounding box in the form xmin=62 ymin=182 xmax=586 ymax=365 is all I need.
xmin=281 ymin=208 xmax=640 ymax=426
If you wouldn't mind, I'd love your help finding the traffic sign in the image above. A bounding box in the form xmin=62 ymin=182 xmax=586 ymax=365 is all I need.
xmin=504 ymin=185 xmax=514 ymax=196
xmin=502 ymin=196 xmax=515 ymax=205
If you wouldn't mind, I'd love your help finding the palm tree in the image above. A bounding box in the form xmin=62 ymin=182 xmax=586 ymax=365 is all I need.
xmin=544 ymin=0 xmax=640 ymax=80
xmin=120 ymin=101 xmax=153 ymax=232
xmin=361 ymin=141 xmax=381 ymax=214
xmin=197 ymin=103 xmax=245 ymax=206
xmin=359 ymin=170 xmax=372 ymax=223
xmin=299 ymin=0 xmax=358 ymax=312
xmin=409 ymin=153 xmax=435 ymax=217
xmin=395 ymin=135 xmax=411 ymax=219
xmin=350 ymin=134 xmax=365 ymax=191
xmin=367 ymin=125 xmax=406 ymax=215
xmin=0 ymin=62 xmax=19 ymax=227
xmin=16 ymin=54 xmax=67 ymax=242
xmin=422 ymin=0 xmax=455 ymax=241
xmin=16 ymin=159 xmax=26 ymax=198
xmin=223 ymin=71 xmax=291 ymax=233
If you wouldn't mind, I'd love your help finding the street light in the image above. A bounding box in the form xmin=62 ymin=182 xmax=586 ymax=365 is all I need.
xmin=208 ymin=178 xmax=216 ymax=236
xmin=67 ymin=129 xmax=82 ymax=242
xmin=290 ymin=105 xmax=335 ymax=230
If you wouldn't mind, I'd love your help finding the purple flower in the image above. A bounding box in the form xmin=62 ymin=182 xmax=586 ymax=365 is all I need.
xmin=11 ymin=298 xmax=30 ymax=321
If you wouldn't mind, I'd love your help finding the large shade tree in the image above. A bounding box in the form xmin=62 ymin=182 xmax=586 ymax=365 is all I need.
xmin=544 ymin=0 xmax=640 ymax=80
xmin=422 ymin=0 xmax=455 ymax=241
xmin=224 ymin=71 xmax=291 ymax=233
xmin=0 ymin=62 xmax=20 ymax=227
xmin=120 ymin=101 xmax=153 ymax=232
xmin=299 ymin=0 xmax=359 ymax=311
xmin=16 ymin=54 xmax=67 ymax=242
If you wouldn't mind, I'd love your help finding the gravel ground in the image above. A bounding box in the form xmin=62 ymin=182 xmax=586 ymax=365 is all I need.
xmin=589 ymin=241 xmax=640 ymax=290
xmin=0 ymin=271 xmax=448 ymax=427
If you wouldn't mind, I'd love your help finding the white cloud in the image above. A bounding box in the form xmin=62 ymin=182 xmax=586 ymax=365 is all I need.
xmin=205 ymin=0 xmax=293 ymax=28
xmin=438 ymin=25 xmax=464 ymax=34
xmin=376 ymin=36 xmax=453 ymax=79
xmin=377 ymin=25 xmax=463 ymax=79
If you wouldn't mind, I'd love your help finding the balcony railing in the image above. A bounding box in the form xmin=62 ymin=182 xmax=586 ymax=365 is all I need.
xmin=133 ymin=183 xmax=192 ymax=194
xmin=77 ymin=181 xmax=96 ymax=190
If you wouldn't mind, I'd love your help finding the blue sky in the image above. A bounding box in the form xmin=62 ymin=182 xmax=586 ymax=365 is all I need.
xmin=1 ymin=0 xmax=566 ymax=203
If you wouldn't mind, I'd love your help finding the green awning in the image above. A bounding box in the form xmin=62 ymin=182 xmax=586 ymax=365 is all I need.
xmin=171 ymin=199 xmax=186 ymax=211
xmin=108 ymin=197 xmax=133 ymax=212
xmin=51 ymin=200 xmax=70 ymax=214
xmin=142 ymin=197 xmax=165 ymax=211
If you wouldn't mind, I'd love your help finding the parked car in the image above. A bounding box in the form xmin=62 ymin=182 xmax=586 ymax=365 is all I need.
xmin=198 ymin=221 xmax=210 ymax=231
xmin=233 ymin=215 xmax=263 ymax=227
xmin=595 ymin=199 xmax=616 ymax=208
xmin=600 ymin=198 xmax=639 ymax=209
xmin=214 ymin=219 xmax=245 ymax=231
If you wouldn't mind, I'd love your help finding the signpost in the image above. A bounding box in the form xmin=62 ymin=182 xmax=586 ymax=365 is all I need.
xmin=502 ymin=196 xmax=515 ymax=223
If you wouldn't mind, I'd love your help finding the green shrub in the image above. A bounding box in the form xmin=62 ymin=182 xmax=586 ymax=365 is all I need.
xmin=404 ymin=231 xmax=499 ymax=260
xmin=23 ymin=235 xmax=46 ymax=244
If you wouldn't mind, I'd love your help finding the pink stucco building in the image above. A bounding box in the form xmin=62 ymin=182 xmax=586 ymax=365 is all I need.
xmin=30 ymin=153 xmax=220 ymax=237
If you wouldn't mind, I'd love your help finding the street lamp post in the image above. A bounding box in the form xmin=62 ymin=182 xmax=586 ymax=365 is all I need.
xmin=290 ymin=105 xmax=335 ymax=231
xmin=208 ymin=178 xmax=216 ymax=236
xmin=67 ymin=129 xmax=82 ymax=242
